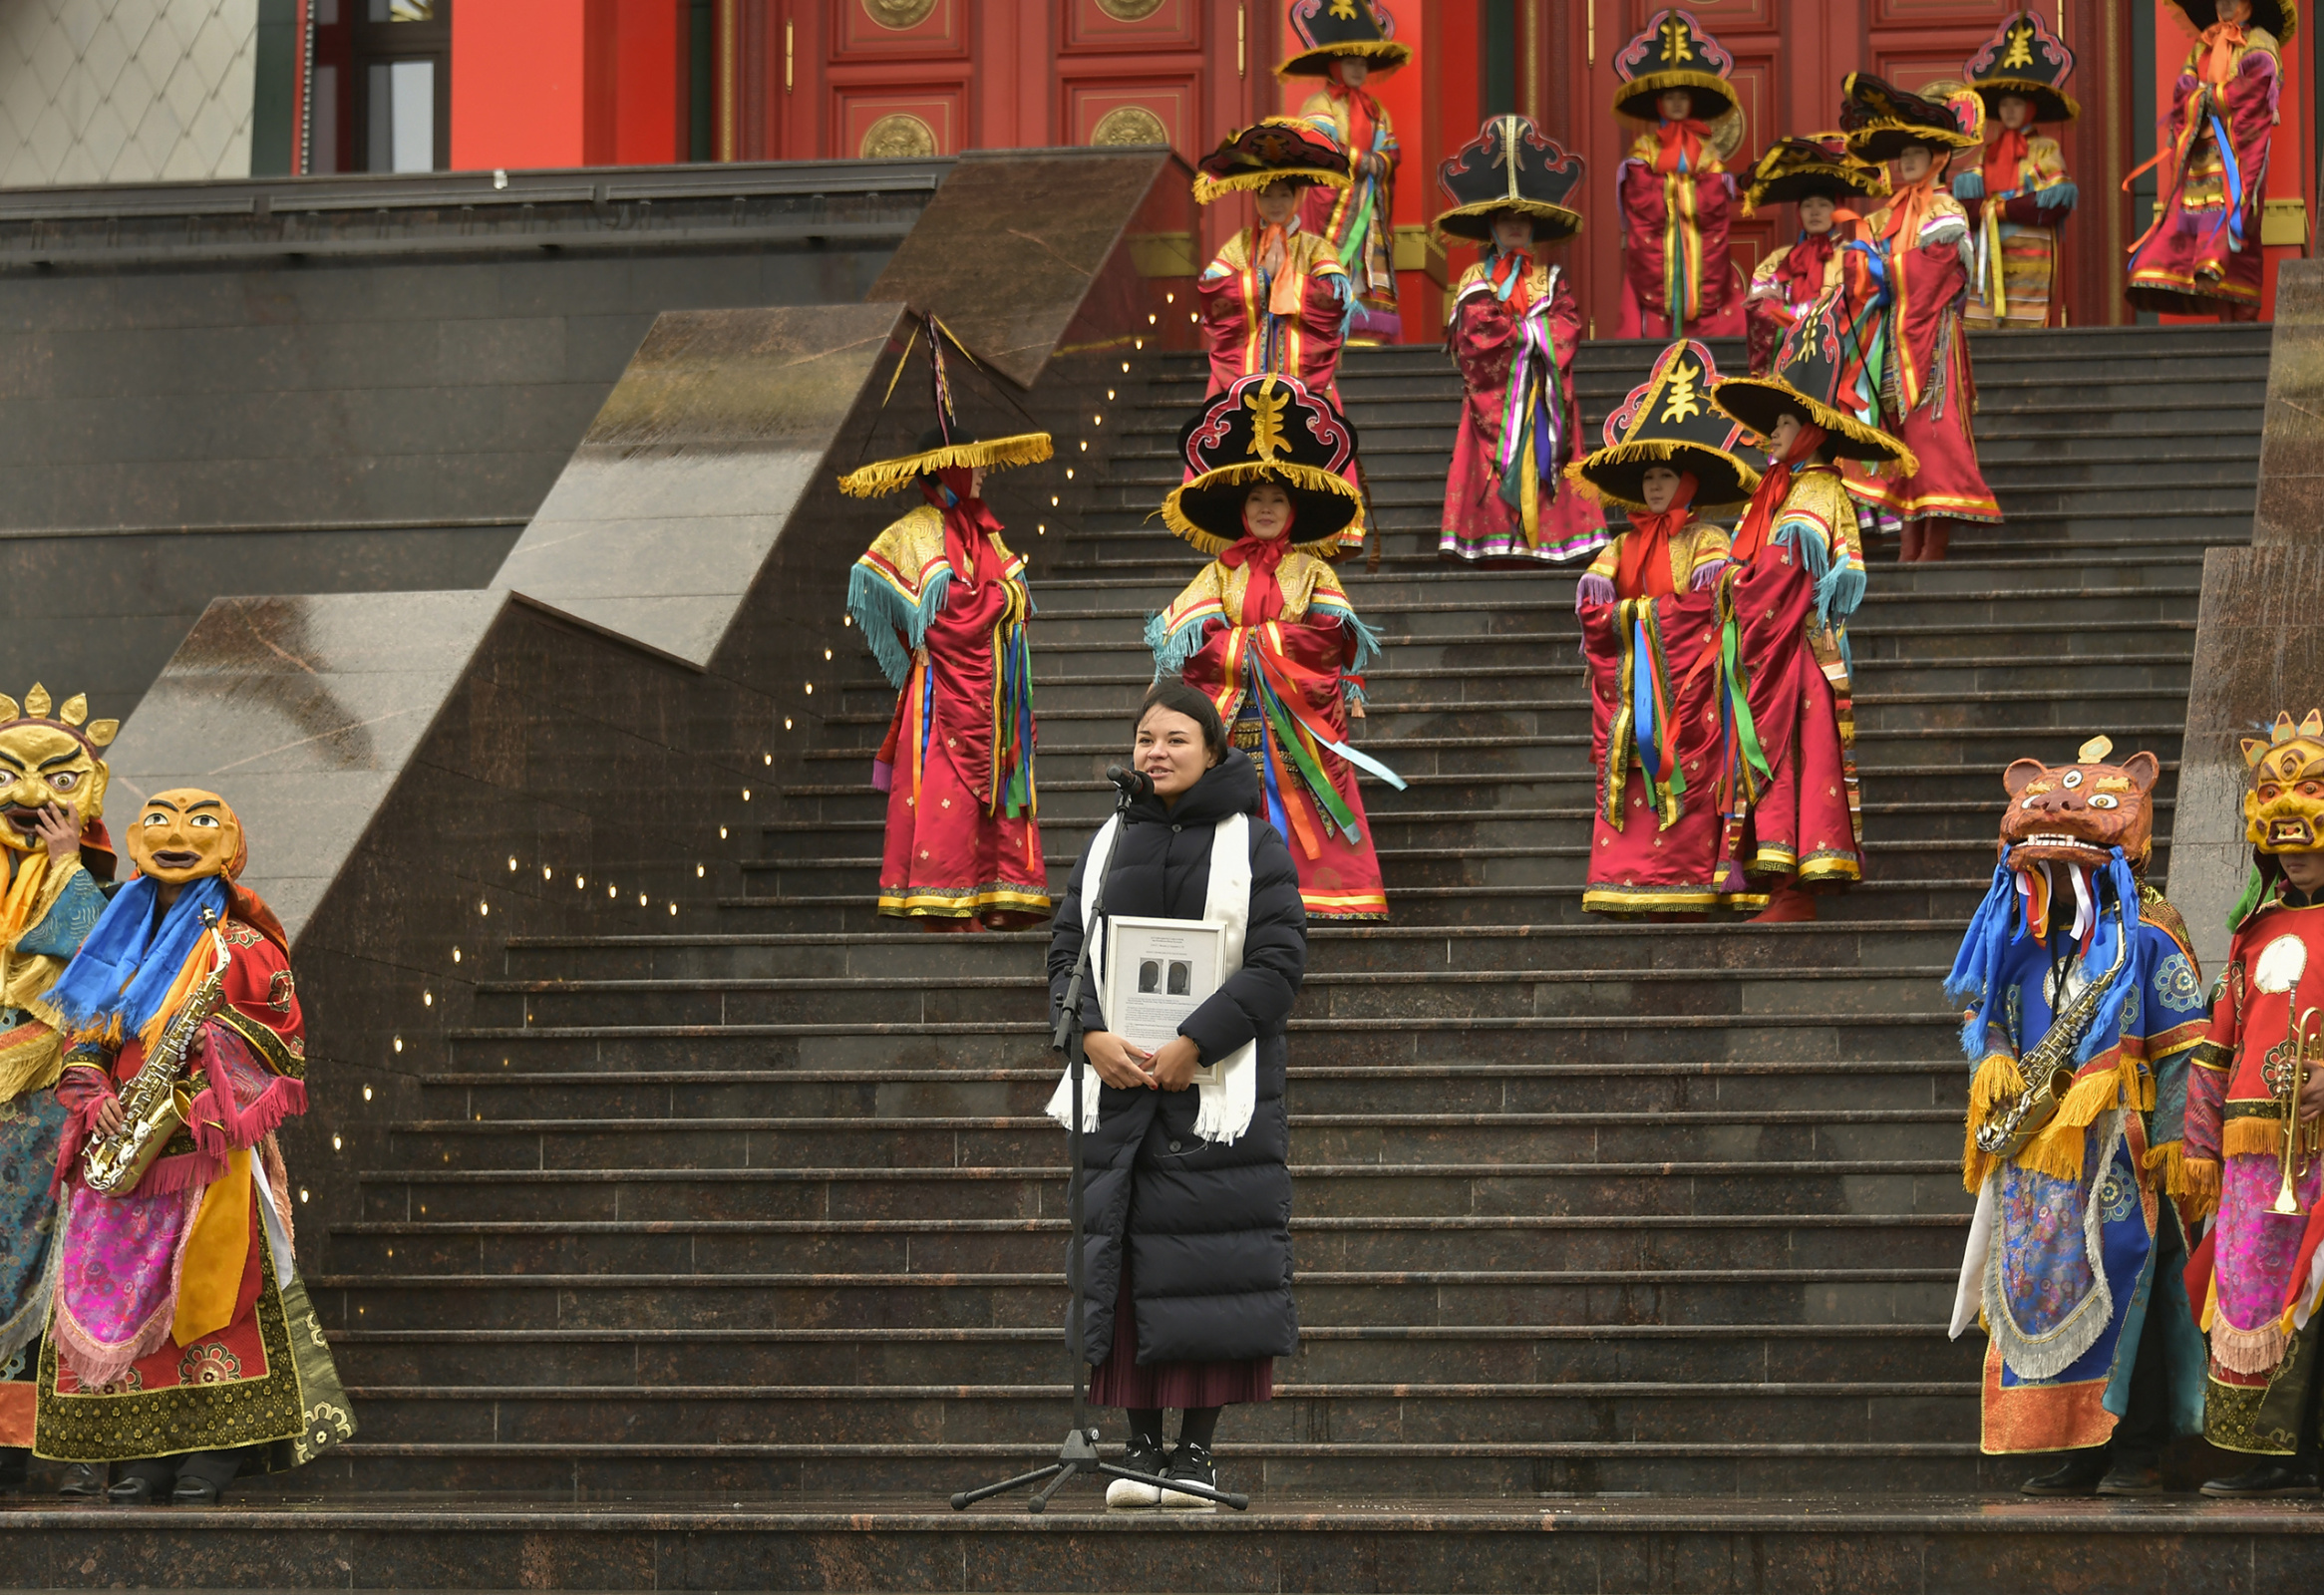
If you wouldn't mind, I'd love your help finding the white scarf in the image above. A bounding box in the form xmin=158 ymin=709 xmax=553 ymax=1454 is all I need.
xmin=1043 ymin=810 xmax=1259 ymax=1145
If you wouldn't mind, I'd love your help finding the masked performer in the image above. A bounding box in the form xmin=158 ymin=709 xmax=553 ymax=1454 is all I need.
xmin=2180 ymin=711 xmax=2324 ymax=1494
xmin=2127 ymin=0 xmax=2286 ymax=321
xmin=37 ymin=790 xmax=354 ymax=1505
xmin=1434 ymin=117 xmax=1603 ymax=567
xmin=842 ymin=324 xmax=1053 ymax=932
xmin=1611 ymin=8 xmax=1746 ymax=340
xmin=1570 ymin=341 xmax=1780 ymax=917
xmin=1944 ymin=739 xmax=2209 ymax=1495
xmin=1743 ymin=135 xmax=1887 ymax=375
xmin=1711 ymin=304 xmax=1912 ymax=922
xmin=1148 ymin=375 xmax=1404 ymax=922
xmin=1956 ymin=11 xmax=2081 ymax=329
xmin=1834 ymin=76 xmax=2000 ymax=563
xmin=0 ymin=687 xmax=116 ymax=1495
xmin=1283 ymin=0 xmax=1407 ymax=344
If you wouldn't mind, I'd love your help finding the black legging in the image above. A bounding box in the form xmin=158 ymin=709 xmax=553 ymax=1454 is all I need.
xmin=1129 ymin=1407 xmax=1219 ymax=1449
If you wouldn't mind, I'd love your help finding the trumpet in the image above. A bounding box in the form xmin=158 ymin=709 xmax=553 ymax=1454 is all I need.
xmin=2274 ymin=1004 xmax=2324 ymax=1216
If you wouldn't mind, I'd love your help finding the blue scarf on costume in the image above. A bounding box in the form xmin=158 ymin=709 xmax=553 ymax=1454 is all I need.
xmin=1945 ymin=844 xmax=2139 ymax=1067
xmin=42 ymin=873 xmax=229 ymax=1040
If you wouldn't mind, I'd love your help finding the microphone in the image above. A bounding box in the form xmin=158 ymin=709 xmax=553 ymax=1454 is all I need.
xmin=1105 ymin=765 xmax=1155 ymax=800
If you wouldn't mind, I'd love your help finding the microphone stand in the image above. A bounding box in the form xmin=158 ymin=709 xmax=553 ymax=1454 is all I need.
xmin=950 ymin=774 xmax=1248 ymax=1514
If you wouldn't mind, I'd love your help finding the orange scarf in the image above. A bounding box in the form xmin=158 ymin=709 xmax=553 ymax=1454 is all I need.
xmin=1729 ymin=426 xmax=1827 ymax=566
xmin=1876 ymin=171 xmax=1942 ymax=243
xmin=1615 ymin=473 xmax=1701 ymax=599
xmin=1653 ymin=119 xmax=1712 ymax=174
xmin=1254 ymin=223 xmax=1304 ymax=317
xmin=1980 ymin=126 xmax=2029 ymax=202
xmin=2198 ymin=21 xmax=2248 ymax=87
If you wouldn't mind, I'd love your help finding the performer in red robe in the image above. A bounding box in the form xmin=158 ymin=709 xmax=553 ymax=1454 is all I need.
xmin=1610 ymin=8 xmax=1747 ymax=340
xmin=1433 ymin=116 xmax=1604 ymax=567
xmin=1150 ymin=376 xmax=1403 ymax=920
xmin=1834 ymin=76 xmax=2000 ymax=563
xmin=1741 ymin=135 xmax=1886 ymax=375
xmin=2127 ymin=0 xmax=2286 ymax=320
xmin=1282 ymin=0 xmax=1408 ymax=344
xmin=841 ymin=320 xmax=1054 ymax=930
xmin=1958 ymin=10 xmax=2082 ymax=329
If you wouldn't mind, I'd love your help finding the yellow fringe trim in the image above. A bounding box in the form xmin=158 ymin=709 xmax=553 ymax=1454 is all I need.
xmin=1611 ymin=70 xmax=1737 ymax=119
xmin=1842 ymin=113 xmax=1981 ymax=156
xmin=1709 ymin=380 xmax=1919 ymax=475
xmin=1962 ymin=1051 xmax=2025 ymax=1194
xmin=2170 ymin=1151 xmax=2223 ymax=1219
xmin=1275 ymin=37 xmax=1413 ymax=80
xmin=1565 ymin=439 xmax=1763 ymax=512
xmin=836 ymin=433 xmax=1054 ymax=499
xmin=2010 ymin=1052 xmax=2146 ymax=1185
xmin=2224 ymin=1116 xmax=2293 ymax=1158
xmin=0 ymin=1026 xmax=61 ymax=1103
xmin=1192 ymin=166 xmax=1352 ymax=205
xmin=1433 ymin=199 xmax=1583 ymax=246
xmin=1162 ymin=461 xmax=1361 ymax=556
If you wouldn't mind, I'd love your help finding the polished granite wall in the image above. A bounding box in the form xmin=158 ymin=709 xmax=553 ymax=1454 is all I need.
xmin=100 ymin=147 xmax=1192 ymax=1265
xmin=2175 ymin=261 xmax=2324 ymax=972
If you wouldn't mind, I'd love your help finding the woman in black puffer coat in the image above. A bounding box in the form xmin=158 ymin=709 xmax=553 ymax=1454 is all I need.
xmin=1047 ymin=682 xmax=1307 ymax=1509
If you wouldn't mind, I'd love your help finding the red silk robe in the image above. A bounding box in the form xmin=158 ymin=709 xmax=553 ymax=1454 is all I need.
xmin=1441 ymin=257 xmax=1605 ymax=566
xmin=1615 ymin=132 xmax=1746 ymax=340
xmin=1745 ymin=228 xmax=1845 ymax=375
xmin=1298 ymin=83 xmax=1401 ymax=341
xmin=2127 ymin=29 xmax=2280 ymax=318
xmin=1198 ymin=225 xmax=1352 ymax=400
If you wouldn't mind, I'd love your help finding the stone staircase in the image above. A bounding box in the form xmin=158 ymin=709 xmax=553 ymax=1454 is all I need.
xmin=221 ymin=321 xmax=2286 ymax=1580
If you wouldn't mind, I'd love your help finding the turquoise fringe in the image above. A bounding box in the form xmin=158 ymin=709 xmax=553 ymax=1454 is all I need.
xmin=846 ymin=562 xmax=950 ymax=691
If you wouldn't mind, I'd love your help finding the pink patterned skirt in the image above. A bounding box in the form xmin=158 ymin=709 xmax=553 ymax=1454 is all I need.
xmin=1088 ymin=1269 xmax=1273 ymax=1410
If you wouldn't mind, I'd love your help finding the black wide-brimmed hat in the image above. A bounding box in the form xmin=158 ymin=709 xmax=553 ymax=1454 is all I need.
xmin=1839 ymin=73 xmax=1983 ymax=163
xmin=1742 ymin=134 xmax=1889 ymax=215
xmin=1434 ymin=116 xmax=1586 ymax=244
xmin=836 ymin=316 xmax=1052 ymax=497
xmin=1611 ymin=8 xmax=1737 ymax=122
xmin=1965 ymin=11 xmax=2081 ymax=126
xmin=1162 ymin=375 xmax=1363 ymax=557
xmin=1276 ymin=0 xmax=1412 ymax=80
xmin=2167 ymin=0 xmax=2296 ymax=43
xmin=1569 ymin=340 xmax=1761 ymax=512
xmin=1192 ymin=118 xmax=1353 ymax=205
xmin=1711 ymin=300 xmax=1919 ymax=471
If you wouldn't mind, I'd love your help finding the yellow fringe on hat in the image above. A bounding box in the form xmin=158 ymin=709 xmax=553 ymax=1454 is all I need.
xmin=1275 ymin=37 xmax=1413 ymax=80
xmin=1564 ymin=439 xmax=1763 ymax=512
xmin=1192 ymin=166 xmax=1352 ymax=205
xmin=1161 ymin=460 xmax=1359 ymax=557
xmin=836 ymin=432 xmax=1054 ymax=498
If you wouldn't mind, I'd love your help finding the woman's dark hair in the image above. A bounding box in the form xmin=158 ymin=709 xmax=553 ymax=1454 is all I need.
xmin=1138 ymin=681 xmax=1228 ymax=763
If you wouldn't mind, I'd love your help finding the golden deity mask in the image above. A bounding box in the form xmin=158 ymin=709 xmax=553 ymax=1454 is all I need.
xmin=2244 ymin=710 xmax=2324 ymax=854
xmin=0 ymin=684 xmax=117 ymax=853
xmin=127 ymin=789 xmax=245 ymax=885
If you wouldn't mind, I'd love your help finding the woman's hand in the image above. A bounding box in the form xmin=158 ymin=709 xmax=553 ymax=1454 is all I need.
xmin=93 ymin=1095 xmax=125 ymax=1136
xmin=1083 ymin=1031 xmax=1157 ymax=1090
xmin=1150 ymin=1036 xmax=1205 ymax=1093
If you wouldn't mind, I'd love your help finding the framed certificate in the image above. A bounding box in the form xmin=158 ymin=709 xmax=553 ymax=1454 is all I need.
xmin=1100 ymin=915 xmax=1225 ymax=1086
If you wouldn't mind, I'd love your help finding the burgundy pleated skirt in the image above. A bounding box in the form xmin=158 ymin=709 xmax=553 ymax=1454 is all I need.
xmin=1087 ymin=1267 xmax=1274 ymax=1409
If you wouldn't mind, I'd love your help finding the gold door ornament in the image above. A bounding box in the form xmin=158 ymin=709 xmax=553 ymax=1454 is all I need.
xmin=1091 ymin=106 xmax=1169 ymax=146
xmin=863 ymin=0 xmax=938 ymax=28
xmin=1096 ymin=0 xmax=1168 ymax=18
xmin=861 ymin=113 xmax=939 ymax=159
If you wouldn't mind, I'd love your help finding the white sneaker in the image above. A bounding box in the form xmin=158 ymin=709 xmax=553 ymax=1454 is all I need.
xmin=1105 ymin=1441 xmax=1167 ymax=1508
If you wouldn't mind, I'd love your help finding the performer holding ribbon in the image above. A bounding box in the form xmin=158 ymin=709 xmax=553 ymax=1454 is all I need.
xmin=2127 ymin=0 xmax=2285 ymax=321
xmin=1944 ymin=739 xmax=2209 ymax=1495
xmin=37 ymin=789 xmax=355 ymax=1505
xmin=1834 ymin=75 xmax=2001 ymax=563
xmin=1611 ymin=8 xmax=1747 ymax=340
xmin=1742 ymin=134 xmax=1887 ymax=376
xmin=1957 ymin=10 xmax=2082 ymax=329
xmin=0 ymin=686 xmax=117 ymax=1495
xmin=1433 ymin=116 xmax=1603 ymax=567
xmin=2180 ymin=711 xmax=2324 ymax=1494
xmin=842 ymin=319 xmax=1054 ymax=930
xmin=1283 ymin=0 xmax=1408 ymax=344
xmin=1148 ymin=374 xmax=1403 ymax=922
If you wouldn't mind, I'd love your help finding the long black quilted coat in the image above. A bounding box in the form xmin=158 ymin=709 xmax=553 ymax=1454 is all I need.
xmin=1046 ymin=751 xmax=1307 ymax=1366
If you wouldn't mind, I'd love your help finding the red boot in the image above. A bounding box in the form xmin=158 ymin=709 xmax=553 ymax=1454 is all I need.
xmin=1751 ymin=884 xmax=1819 ymax=923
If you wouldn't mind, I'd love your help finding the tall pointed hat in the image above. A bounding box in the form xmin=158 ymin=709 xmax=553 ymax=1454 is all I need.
xmin=1965 ymin=11 xmax=2080 ymax=126
xmin=1612 ymin=8 xmax=1737 ymax=121
xmin=1162 ymin=374 xmax=1362 ymax=558
xmin=1569 ymin=340 xmax=1761 ymax=511
xmin=1277 ymin=0 xmax=1411 ymax=80
xmin=1711 ymin=299 xmax=1919 ymax=470
xmin=1433 ymin=116 xmax=1586 ymax=243
xmin=836 ymin=315 xmax=1053 ymax=497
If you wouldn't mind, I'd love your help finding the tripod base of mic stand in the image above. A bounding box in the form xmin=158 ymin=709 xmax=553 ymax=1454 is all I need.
xmin=950 ymin=1426 xmax=1251 ymax=1514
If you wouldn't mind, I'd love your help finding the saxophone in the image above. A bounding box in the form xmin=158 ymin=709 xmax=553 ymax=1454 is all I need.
xmin=80 ymin=909 xmax=232 ymax=1196
xmin=1973 ymin=914 xmax=2133 ymax=1161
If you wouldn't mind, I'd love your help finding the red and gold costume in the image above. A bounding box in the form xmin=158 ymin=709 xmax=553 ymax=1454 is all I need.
xmin=1740 ymin=135 xmax=1885 ymax=375
xmin=2127 ymin=0 xmax=2288 ymax=320
xmin=0 ymin=686 xmax=117 ymax=1470
xmin=841 ymin=347 xmax=1053 ymax=930
xmin=1958 ymin=12 xmax=2082 ymax=330
xmin=1152 ymin=375 xmax=1403 ymax=920
xmin=1833 ymin=76 xmax=2001 ymax=558
xmin=1282 ymin=0 xmax=1409 ymax=343
xmin=37 ymin=790 xmax=354 ymax=1492
xmin=1610 ymin=9 xmax=1747 ymax=341
xmin=1433 ymin=117 xmax=1603 ymax=566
